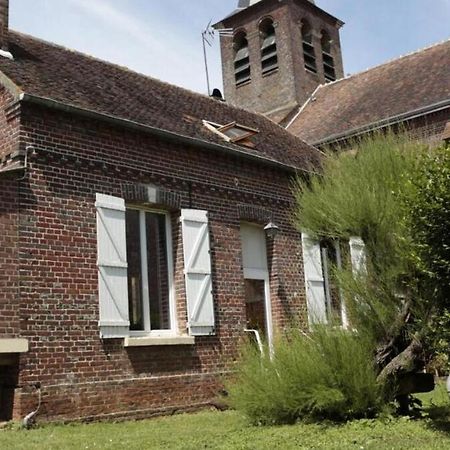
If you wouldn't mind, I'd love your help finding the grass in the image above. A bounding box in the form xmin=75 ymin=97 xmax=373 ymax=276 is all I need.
xmin=0 ymin=385 xmax=449 ymax=450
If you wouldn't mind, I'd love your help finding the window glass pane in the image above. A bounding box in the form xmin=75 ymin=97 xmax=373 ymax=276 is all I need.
xmin=145 ymin=212 xmax=171 ymax=331
xmin=244 ymin=279 xmax=266 ymax=339
xmin=126 ymin=209 xmax=144 ymax=331
xmin=222 ymin=126 xmax=249 ymax=139
xmin=320 ymin=240 xmax=342 ymax=323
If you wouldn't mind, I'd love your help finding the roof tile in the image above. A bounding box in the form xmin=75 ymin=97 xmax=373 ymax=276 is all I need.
xmin=0 ymin=31 xmax=320 ymax=171
xmin=288 ymin=40 xmax=450 ymax=144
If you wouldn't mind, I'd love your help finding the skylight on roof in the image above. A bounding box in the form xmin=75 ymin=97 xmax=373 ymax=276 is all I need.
xmin=203 ymin=121 xmax=259 ymax=148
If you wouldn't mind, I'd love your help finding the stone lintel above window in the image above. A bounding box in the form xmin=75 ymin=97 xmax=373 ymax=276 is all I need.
xmin=121 ymin=183 xmax=181 ymax=210
xmin=238 ymin=203 xmax=272 ymax=224
xmin=0 ymin=338 xmax=29 ymax=354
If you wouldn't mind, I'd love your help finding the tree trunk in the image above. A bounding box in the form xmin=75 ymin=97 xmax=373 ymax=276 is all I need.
xmin=377 ymin=337 xmax=424 ymax=385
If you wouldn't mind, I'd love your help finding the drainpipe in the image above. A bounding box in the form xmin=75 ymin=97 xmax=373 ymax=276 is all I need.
xmin=244 ymin=328 xmax=264 ymax=356
xmin=23 ymin=382 xmax=41 ymax=429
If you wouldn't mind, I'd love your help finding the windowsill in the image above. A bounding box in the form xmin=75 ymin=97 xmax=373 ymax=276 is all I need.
xmin=124 ymin=335 xmax=195 ymax=347
xmin=236 ymin=80 xmax=251 ymax=89
xmin=0 ymin=338 xmax=29 ymax=354
xmin=305 ymin=68 xmax=319 ymax=77
xmin=262 ymin=68 xmax=279 ymax=78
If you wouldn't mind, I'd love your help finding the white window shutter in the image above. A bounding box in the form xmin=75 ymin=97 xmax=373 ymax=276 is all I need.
xmin=301 ymin=233 xmax=327 ymax=324
xmin=181 ymin=209 xmax=215 ymax=336
xmin=96 ymin=194 xmax=130 ymax=338
xmin=349 ymin=237 xmax=367 ymax=276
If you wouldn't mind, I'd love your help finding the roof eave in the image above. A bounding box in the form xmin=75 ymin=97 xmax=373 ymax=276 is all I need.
xmin=19 ymin=93 xmax=310 ymax=174
xmin=311 ymin=99 xmax=450 ymax=147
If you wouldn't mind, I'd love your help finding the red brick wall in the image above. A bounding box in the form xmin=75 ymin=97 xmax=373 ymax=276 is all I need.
xmin=289 ymin=0 xmax=344 ymax=109
xmin=404 ymin=109 xmax=449 ymax=146
xmin=218 ymin=0 xmax=344 ymax=121
xmin=0 ymin=175 xmax=19 ymax=338
xmin=0 ymin=87 xmax=20 ymax=158
xmin=0 ymin=87 xmax=20 ymax=339
xmin=0 ymin=0 xmax=9 ymax=51
xmin=11 ymin=102 xmax=308 ymax=421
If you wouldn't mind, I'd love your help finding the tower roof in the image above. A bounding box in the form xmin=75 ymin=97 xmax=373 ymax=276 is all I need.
xmin=216 ymin=0 xmax=336 ymax=28
xmin=238 ymin=0 xmax=314 ymax=8
xmin=237 ymin=0 xmax=261 ymax=8
xmin=238 ymin=0 xmax=316 ymax=9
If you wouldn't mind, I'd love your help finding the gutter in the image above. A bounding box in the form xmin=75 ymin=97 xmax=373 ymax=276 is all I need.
xmin=312 ymin=99 xmax=450 ymax=147
xmin=19 ymin=93 xmax=307 ymax=175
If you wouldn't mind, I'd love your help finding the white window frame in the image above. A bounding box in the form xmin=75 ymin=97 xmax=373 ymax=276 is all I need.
xmin=202 ymin=120 xmax=259 ymax=144
xmin=126 ymin=205 xmax=177 ymax=338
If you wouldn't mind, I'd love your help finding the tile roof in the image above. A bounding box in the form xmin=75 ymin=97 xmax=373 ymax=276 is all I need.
xmin=0 ymin=31 xmax=321 ymax=172
xmin=288 ymin=39 xmax=450 ymax=145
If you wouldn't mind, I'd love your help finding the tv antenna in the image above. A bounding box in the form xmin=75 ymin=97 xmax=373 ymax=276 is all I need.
xmin=202 ymin=20 xmax=234 ymax=96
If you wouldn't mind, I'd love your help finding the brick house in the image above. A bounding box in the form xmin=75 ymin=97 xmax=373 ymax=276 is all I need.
xmin=215 ymin=0 xmax=450 ymax=146
xmin=1 ymin=0 xmax=449 ymax=423
xmin=0 ymin=0 xmax=328 ymax=422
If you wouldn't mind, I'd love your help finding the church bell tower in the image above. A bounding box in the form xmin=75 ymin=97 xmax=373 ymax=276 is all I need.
xmin=214 ymin=0 xmax=344 ymax=123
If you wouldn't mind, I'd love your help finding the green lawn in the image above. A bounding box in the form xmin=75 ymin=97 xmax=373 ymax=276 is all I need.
xmin=1 ymin=386 xmax=449 ymax=450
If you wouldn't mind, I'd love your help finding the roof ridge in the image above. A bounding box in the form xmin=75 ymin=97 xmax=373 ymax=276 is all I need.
xmin=9 ymin=29 xmax=285 ymax=128
xmin=324 ymin=37 xmax=450 ymax=88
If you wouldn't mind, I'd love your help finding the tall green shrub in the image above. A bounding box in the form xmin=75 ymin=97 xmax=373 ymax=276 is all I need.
xmin=293 ymin=131 xmax=449 ymax=392
xmin=227 ymin=134 xmax=449 ymax=425
xmin=226 ymin=328 xmax=383 ymax=425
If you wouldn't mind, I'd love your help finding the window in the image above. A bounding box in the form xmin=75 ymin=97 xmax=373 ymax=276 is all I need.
xmin=126 ymin=208 xmax=173 ymax=333
xmin=302 ymin=20 xmax=317 ymax=73
xmin=302 ymin=233 xmax=367 ymax=327
xmin=260 ymin=18 xmax=278 ymax=75
xmin=321 ymin=30 xmax=336 ymax=82
xmin=203 ymin=120 xmax=259 ymax=148
xmin=234 ymin=31 xmax=251 ymax=86
xmin=319 ymin=239 xmax=345 ymax=324
xmin=95 ymin=194 xmax=216 ymax=339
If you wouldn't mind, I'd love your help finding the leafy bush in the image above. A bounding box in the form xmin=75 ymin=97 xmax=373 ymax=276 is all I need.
xmin=226 ymin=328 xmax=384 ymax=425
xmin=426 ymin=308 xmax=450 ymax=375
xmin=401 ymin=145 xmax=450 ymax=374
xmin=402 ymin=144 xmax=450 ymax=297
